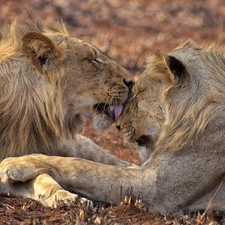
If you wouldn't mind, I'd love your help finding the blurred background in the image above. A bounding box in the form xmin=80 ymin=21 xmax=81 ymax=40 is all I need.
xmin=0 ymin=0 xmax=225 ymax=164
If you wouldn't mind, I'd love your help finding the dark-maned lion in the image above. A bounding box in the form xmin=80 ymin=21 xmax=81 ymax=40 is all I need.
xmin=0 ymin=21 xmax=134 ymax=207
xmin=1 ymin=41 xmax=225 ymax=213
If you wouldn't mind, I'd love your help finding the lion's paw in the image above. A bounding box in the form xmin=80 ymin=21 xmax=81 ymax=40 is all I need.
xmin=0 ymin=157 xmax=25 ymax=183
xmin=40 ymin=189 xmax=93 ymax=209
xmin=0 ymin=156 xmax=42 ymax=183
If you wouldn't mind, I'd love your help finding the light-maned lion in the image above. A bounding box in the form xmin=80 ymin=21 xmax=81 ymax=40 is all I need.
xmin=1 ymin=41 xmax=225 ymax=213
xmin=0 ymin=21 xmax=134 ymax=207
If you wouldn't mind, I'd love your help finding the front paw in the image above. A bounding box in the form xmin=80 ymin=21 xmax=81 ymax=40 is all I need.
xmin=0 ymin=155 xmax=45 ymax=183
xmin=34 ymin=173 xmax=93 ymax=208
xmin=0 ymin=157 xmax=24 ymax=183
xmin=41 ymin=189 xmax=93 ymax=209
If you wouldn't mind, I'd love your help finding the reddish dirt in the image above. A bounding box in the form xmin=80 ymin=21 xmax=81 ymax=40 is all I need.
xmin=0 ymin=0 xmax=225 ymax=224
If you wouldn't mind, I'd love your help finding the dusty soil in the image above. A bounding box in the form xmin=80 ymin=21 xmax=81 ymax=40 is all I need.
xmin=0 ymin=0 xmax=225 ymax=224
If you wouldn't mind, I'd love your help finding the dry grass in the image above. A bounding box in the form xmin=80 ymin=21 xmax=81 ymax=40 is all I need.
xmin=1 ymin=192 xmax=224 ymax=225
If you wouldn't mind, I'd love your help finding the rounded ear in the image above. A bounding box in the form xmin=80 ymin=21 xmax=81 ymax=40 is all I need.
xmin=163 ymin=54 xmax=186 ymax=79
xmin=152 ymin=51 xmax=188 ymax=85
xmin=21 ymin=32 xmax=65 ymax=72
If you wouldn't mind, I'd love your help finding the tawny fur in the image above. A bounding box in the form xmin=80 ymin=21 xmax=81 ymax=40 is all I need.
xmin=1 ymin=40 xmax=225 ymax=213
xmin=0 ymin=20 xmax=134 ymax=161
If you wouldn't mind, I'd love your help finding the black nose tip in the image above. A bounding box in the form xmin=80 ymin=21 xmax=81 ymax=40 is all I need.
xmin=116 ymin=125 xmax=121 ymax=131
xmin=123 ymin=80 xmax=134 ymax=91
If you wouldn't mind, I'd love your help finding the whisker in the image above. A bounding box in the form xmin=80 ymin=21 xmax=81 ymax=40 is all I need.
xmin=94 ymin=94 xmax=107 ymax=113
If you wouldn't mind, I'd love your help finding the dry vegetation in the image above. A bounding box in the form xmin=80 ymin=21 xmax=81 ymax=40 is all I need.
xmin=0 ymin=0 xmax=225 ymax=224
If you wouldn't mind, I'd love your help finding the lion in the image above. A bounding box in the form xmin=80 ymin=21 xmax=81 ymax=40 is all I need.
xmin=0 ymin=20 xmax=134 ymax=207
xmin=1 ymin=40 xmax=225 ymax=214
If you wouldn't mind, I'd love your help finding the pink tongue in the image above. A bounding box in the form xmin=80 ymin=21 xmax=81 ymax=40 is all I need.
xmin=114 ymin=105 xmax=124 ymax=121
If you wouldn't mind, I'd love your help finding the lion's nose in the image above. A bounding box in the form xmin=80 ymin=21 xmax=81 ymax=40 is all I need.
xmin=123 ymin=80 xmax=134 ymax=92
xmin=116 ymin=125 xmax=121 ymax=131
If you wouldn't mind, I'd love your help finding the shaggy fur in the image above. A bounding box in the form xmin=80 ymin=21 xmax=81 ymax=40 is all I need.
xmin=0 ymin=21 xmax=69 ymax=159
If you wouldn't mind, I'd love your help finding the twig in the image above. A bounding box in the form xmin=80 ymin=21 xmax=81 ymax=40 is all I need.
xmin=201 ymin=177 xmax=225 ymax=220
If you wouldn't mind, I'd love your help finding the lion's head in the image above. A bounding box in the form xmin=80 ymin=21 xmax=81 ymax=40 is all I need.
xmin=117 ymin=40 xmax=225 ymax=163
xmin=20 ymin=22 xmax=134 ymax=131
xmin=0 ymin=21 xmax=134 ymax=158
xmin=116 ymin=69 xmax=165 ymax=162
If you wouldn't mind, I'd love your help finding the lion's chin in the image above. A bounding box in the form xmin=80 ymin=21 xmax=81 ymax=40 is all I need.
xmin=92 ymin=114 xmax=114 ymax=132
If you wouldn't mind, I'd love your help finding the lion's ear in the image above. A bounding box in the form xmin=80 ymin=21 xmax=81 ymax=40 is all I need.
xmin=152 ymin=51 xmax=187 ymax=85
xmin=21 ymin=32 xmax=64 ymax=72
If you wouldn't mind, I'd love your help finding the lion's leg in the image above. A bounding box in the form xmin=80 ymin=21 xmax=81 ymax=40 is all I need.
xmin=0 ymin=154 xmax=92 ymax=207
xmin=31 ymin=174 xmax=91 ymax=207
xmin=1 ymin=172 xmax=91 ymax=208
xmin=59 ymin=134 xmax=131 ymax=166
xmin=2 ymin=153 xmax=225 ymax=213
xmin=0 ymin=154 xmax=144 ymax=205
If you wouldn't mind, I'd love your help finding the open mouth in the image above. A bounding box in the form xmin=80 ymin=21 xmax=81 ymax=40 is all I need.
xmin=95 ymin=103 xmax=124 ymax=121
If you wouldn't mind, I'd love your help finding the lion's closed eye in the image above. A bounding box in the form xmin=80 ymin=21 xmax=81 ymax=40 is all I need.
xmin=92 ymin=58 xmax=104 ymax=64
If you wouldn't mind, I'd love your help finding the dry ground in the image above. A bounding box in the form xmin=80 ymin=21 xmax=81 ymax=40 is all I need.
xmin=0 ymin=0 xmax=225 ymax=224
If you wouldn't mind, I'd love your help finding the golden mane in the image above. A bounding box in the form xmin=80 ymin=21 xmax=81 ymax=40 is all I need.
xmin=148 ymin=43 xmax=225 ymax=152
xmin=0 ymin=21 xmax=83 ymax=160
xmin=0 ymin=20 xmax=68 ymax=60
